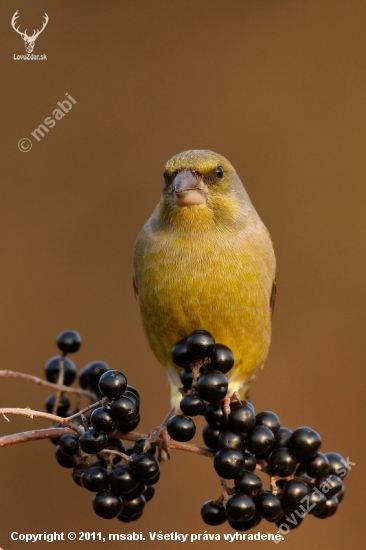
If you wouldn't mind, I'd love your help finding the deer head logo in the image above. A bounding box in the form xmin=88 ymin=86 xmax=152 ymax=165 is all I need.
xmin=11 ymin=11 xmax=49 ymax=53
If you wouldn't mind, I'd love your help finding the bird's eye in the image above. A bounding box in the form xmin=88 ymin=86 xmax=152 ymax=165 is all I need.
xmin=215 ymin=166 xmax=224 ymax=179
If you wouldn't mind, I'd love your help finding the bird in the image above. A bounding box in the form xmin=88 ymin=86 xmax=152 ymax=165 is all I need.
xmin=133 ymin=150 xmax=276 ymax=412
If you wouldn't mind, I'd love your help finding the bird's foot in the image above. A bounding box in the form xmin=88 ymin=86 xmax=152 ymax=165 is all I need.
xmin=142 ymin=407 xmax=175 ymax=460
xmin=222 ymin=391 xmax=242 ymax=418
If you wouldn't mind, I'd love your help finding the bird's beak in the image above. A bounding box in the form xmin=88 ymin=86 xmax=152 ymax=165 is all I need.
xmin=172 ymin=170 xmax=208 ymax=206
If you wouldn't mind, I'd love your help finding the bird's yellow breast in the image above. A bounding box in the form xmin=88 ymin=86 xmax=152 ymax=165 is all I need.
xmin=134 ymin=203 xmax=275 ymax=396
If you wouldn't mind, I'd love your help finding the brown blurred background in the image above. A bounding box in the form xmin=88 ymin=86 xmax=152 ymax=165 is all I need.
xmin=0 ymin=0 xmax=365 ymax=548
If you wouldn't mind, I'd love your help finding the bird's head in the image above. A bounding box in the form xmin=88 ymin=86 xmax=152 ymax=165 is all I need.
xmin=157 ymin=150 xmax=252 ymax=229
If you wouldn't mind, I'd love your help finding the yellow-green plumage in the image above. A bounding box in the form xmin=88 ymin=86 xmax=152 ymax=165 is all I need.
xmin=133 ymin=150 xmax=276 ymax=410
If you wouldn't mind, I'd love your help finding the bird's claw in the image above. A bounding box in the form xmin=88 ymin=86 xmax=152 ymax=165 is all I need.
xmin=142 ymin=407 xmax=175 ymax=460
xmin=222 ymin=391 xmax=242 ymax=419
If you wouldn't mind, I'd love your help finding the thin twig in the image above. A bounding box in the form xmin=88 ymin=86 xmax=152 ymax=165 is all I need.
xmin=109 ymin=430 xmax=146 ymax=442
xmin=0 ymin=427 xmax=143 ymax=448
xmin=0 ymin=427 xmax=74 ymax=447
xmin=66 ymin=399 xmax=106 ymax=421
xmin=0 ymin=407 xmax=69 ymax=425
xmin=0 ymin=370 xmax=95 ymax=400
xmin=169 ymin=440 xmax=215 ymax=457
xmin=52 ymin=356 xmax=65 ymax=416
xmin=100 ymin=449 xmax=133 ymax=462
xmin=0 ymin=417 xmax=215 ymax=460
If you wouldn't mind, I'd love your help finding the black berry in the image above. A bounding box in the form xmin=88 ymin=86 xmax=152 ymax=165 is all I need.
xmin=313 ymin=495 xmax=339 ymax=518
xmin=91 ymin=407 xmax=118 ymax=434
xmin=268 ymin=448 xmax=297 ymax=477
xmin=92 ymin=490 xmax=123 ymax=519
xmin=218 ymin=430 xmax=245 ymax=451
xmin=118 ymin=414 xmax=141 ymax=433
xmin=56 ymin=330 xmax=82 ymax=354
xmin=201 ymin=500 xmax=227 ymax=526
xmin=325 ymin=452 xmax=347 ymax=477
xmin=79 ymin=361 xmax=109 ymax=390
xmin=180 ymin=394 xmax=205 ymax=416
xmin=118 ymin=496 xmax=146 ymax=519
xmin=110 ymin=466 xmax=139 ymax=495
xmin=45 ymin=395 xmax=70 ymax=416
xmin=243 ymin=452 xmax=257 ymax=472
xmin=208 ymin=344 xmax=234 ymax=374
xmin=126 ymin=385 xmax=140 ymax=401
xmin=274 ymin=427 xmax=292 ymax=449
xmin=110 ymin=396 xmax=138 ymax=422
xmin=58 ymin=434 xmax=79 ymax=456
xmin=72 ymin=464 xmax=86 ymax=486
xmin=131 ymin=453 xmax=160 ymax=482
xmin=171 ymin=338 xmax=194 ymax=367
xmin=282 ymin=479 xmax=309 ymax=511
xmin=45 ymin=356 xmax=76 ymax=386
xmin=123 ymin=483 xmax=145 ymax=500
xmin=308 ymin=489 xmax=327 ymax=515
xmin=197 ymin=371 xmax=228 ymax=402
xmin=180 ymin=368 xmax=194 ymax=389
xmin=255 ymin=491 xmax=283 ymax=522
xmin=317 ymin=475 xmax=343 ymax=498
xmin=304 ymin=452 xmax=330 ymax=478
xmin=132 ymin=439 xmax=156 ymax=455
xmin=228 ymin=404 xmax=256 ymax=433
xmin=246 ymin=425 xmax=275 ymax=455
xmin=81 ymin=466 xmax=109 ymax=492
xmin=186 ymin=330 xmax=215 ymax=357
xmin=228 ymin=512 xmax=261 ymax=531
xmin=79 ymin=429 xmax=108 ymax=454
xmin=289 ymin=426 xmax=321 ymax=459
xmin=213 ymin=448 xmax=245 ymax=479
xmin=143 ymin=485 xmax=155 ymax=502
xmin=256 ymin=411 xmax=281 ymax=435
xmin=167 ymin=414 xmax=196 ymax=442
xmin=202 ymin=424 xmax=222 ymax=451
xmin=99 ymin=370 xmax=128 ymax=399
xmin=55 ymin=446 xmax=75 ymax=468
xmin=226 ymin=494 xmax=255 ymax=522
xmin=204 ymin=401 xmax=225 ymax=427
xmin=235 ymin=471 xmax=262 ymax=497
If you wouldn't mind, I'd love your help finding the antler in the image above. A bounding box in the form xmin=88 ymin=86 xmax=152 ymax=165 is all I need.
xmin=11 ymin=10 xmax=27 ymax=39
xmin=32 ymin=13 xmax=49 ymax=40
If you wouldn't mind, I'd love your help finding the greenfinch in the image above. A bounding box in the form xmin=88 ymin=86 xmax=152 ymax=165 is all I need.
xmin=133 ymin=150 xmax=276 ymax=410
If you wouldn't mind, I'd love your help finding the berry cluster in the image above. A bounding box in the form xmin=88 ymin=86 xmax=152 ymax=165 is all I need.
xmin=168 ymin=330 xmax=347 ymax=532
xmin=39 ymin=328 xmax=346 ymax=531
xmin=44 ymin=330 xmax=158 ymax=522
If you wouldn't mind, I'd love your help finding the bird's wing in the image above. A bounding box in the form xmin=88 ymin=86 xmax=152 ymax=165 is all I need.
xmin=265 ymin=229 xmax=277 ymax=315
xmin=270 ymin=278 xmax=277 ymax=315
xmin=133 ymin=275 xmax=139 ymax=300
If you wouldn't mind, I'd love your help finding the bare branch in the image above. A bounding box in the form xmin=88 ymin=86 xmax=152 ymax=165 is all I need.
xmin=0 ymin=370 xmax=95 ymax=400
xmin=0 ymin=427 xmax=73 ymax=447
xmin=52 ymin=356 xmax=65 ymax=416
xmin=66 ymin=398 xmax=106 ymax=421
xmin=0 ymin=407 xmax=70 ymax=426
xmin=0 ymin=421 xmax=215 ymax=459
